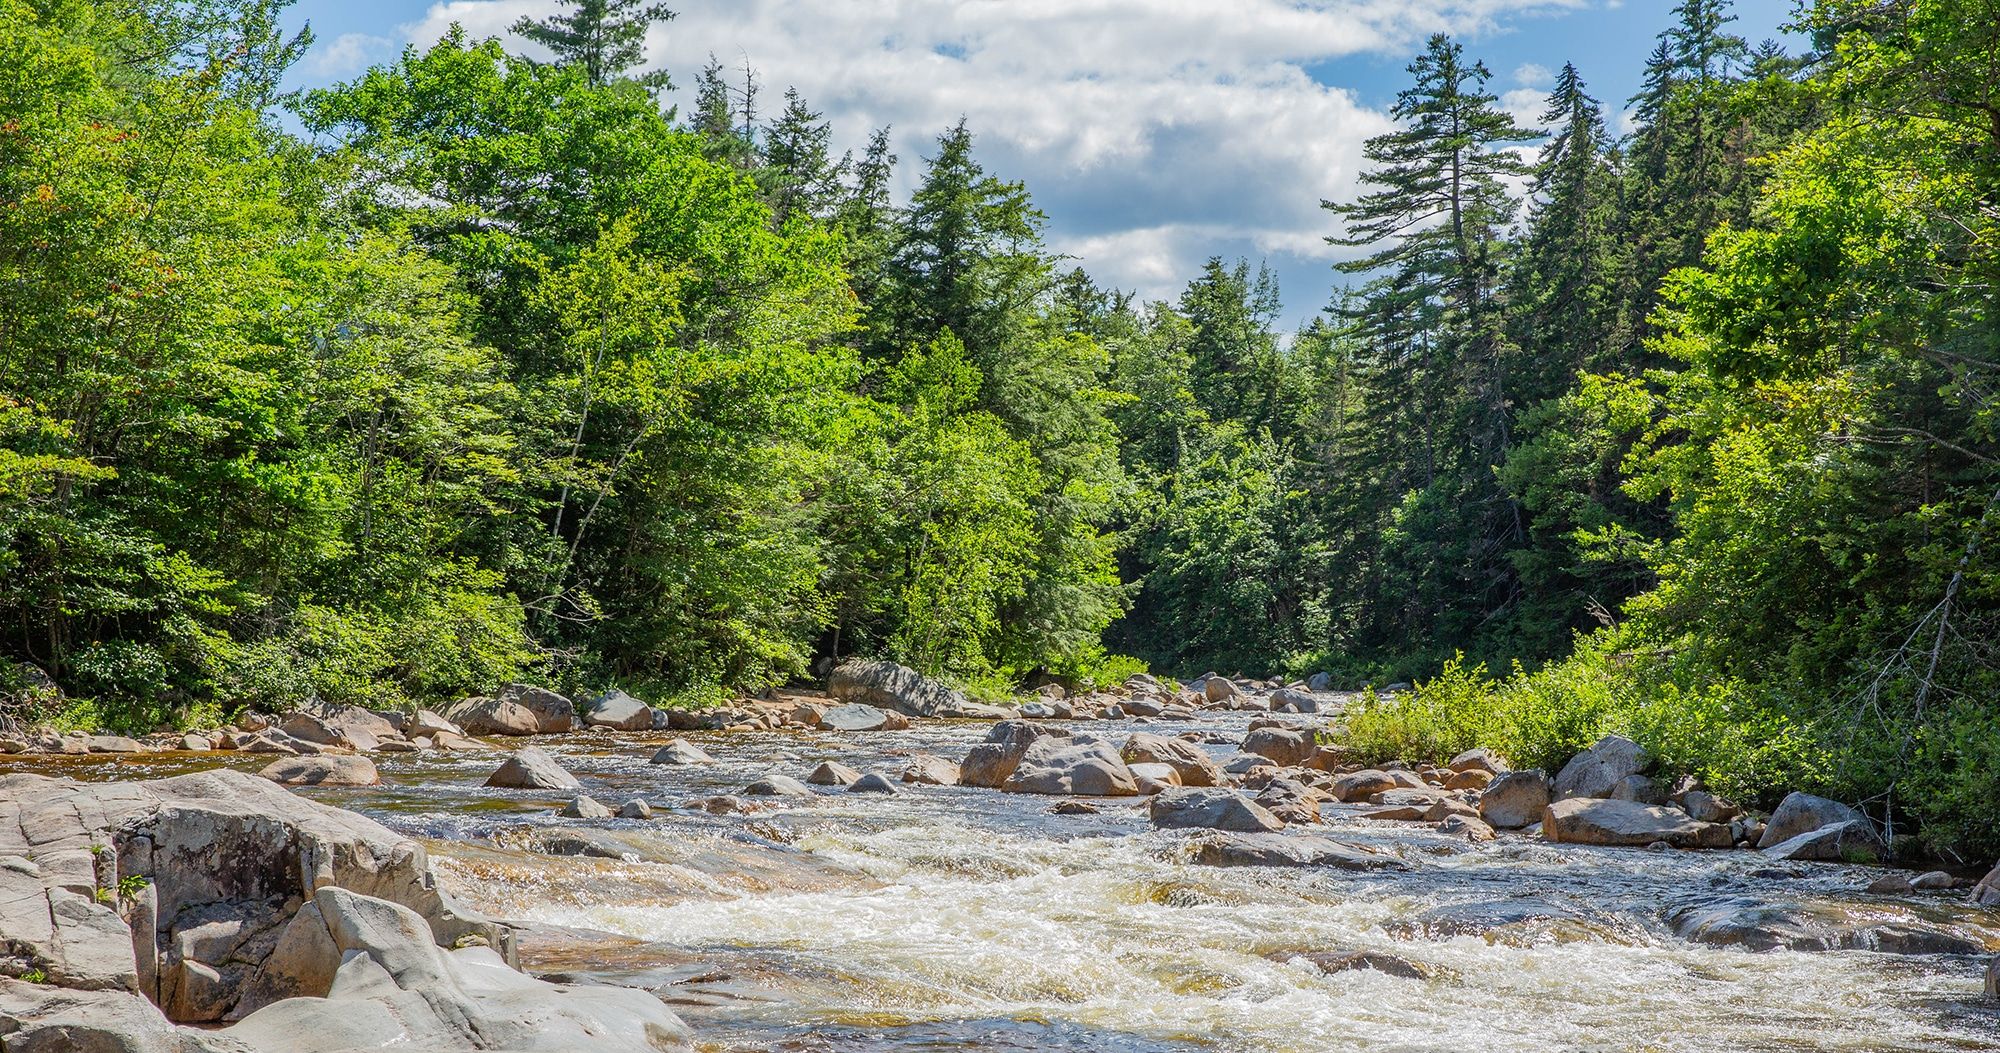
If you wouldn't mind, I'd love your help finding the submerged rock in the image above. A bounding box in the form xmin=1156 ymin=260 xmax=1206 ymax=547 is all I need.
xmin=1186 ymin=832 xmax=1408 ymax=872
xmin=1669 ymin=897 xmax=1998 ymax=955
xmin=1150 ymin=788 xmax=1285 ymax=833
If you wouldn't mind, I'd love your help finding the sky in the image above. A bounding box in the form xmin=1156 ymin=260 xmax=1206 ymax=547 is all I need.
xmin=279 ymin=0 xmax=1803 ymax=329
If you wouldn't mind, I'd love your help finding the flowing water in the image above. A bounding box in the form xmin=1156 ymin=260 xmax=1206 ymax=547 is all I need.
xmin=14 ymin=714 xmax=2000 ymax=1052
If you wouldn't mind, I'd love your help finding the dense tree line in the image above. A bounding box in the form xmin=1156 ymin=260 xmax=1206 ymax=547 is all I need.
xmin=4 ymin=0 xmax=1999 ymax=851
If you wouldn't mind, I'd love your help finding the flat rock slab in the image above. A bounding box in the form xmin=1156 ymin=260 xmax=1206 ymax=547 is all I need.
xmin=1186 ymin=832 xmax=1409 ymax=871
xmin=820 ymin=703 xmax=893 ymax=732
xmin=1542 ymin=798 xmax=1731 ymax=849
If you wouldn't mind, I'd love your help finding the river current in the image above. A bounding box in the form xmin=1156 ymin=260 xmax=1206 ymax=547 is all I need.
xmin=14 ymin=711 xmax=1999 ymax=1052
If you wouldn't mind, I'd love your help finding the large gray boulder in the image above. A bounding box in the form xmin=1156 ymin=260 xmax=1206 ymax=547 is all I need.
xmin=1757 ymin=792 xmax=1870 ymax=850
xmin=649 ymin=739 xmax=714 ymax=765
xmin=1241 ymin=727 xmax=1315 ymax=768
xmin=1121 ymin=732 xmax=1227 ymax=787
xmin=826 ymin=660 xmax=968 ymax=718
xmin=1542 ymin=797 xmax=1733 ymax=849
xmin=820 ymin=703 xmax=894 ymax=732
xmin=483 ymin=748 xmax=581 ymax=791
xmin=582 ymin=689 xmax=654 ymax=732
xmin=899 ymin=754 xmax=961 ymax=786
xmin=1002 ymin=738 xmax=1139 ymax=796
xmin=1552 ymin=734 xmax=1649 ymax=800
xmin=1149 ymin=788 xmax=1284 ymax=832
xmin=1478 ymin=769 xmax=1550 ymax=829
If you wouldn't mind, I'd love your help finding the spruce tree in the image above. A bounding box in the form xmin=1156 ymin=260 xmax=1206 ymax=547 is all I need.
xmin=761 ymin=87 xmax=838 ymax=227
xmin=510 ymin=0 xmax=674 ymax=89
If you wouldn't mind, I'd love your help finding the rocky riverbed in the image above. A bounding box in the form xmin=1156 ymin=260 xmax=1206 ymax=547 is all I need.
xmin=2 ymin=666 xmax=1998 ymax=1051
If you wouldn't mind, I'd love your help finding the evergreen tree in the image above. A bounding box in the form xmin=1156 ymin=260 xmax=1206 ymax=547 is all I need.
xmin=761 ymin=87 xmax=838 ymax=227
xmin=511 ymin=0 xmax=675 ymax=89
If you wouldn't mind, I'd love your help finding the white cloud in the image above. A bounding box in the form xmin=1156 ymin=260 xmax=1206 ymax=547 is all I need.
xmin=1512 ymin=61 xmax=1552 ymax=86
xmin=307 ymin=32 xmax=395 ymax=78
xmin=397 ymin=0 xmax=1588 ymax=307
xmin=1500 ymin=86 xmax=1550 ymax=131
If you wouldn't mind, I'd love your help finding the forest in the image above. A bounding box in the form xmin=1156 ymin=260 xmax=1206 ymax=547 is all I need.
xmin=3 ymin=0 xmax=1999 ymax=856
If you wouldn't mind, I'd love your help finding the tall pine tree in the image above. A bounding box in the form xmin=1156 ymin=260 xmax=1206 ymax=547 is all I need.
xmin=511 ymin=0 xmax=674 ymax=89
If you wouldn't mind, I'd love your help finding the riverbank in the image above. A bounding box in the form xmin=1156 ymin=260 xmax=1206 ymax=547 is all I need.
xmin=2 ymin=665 xmax=1997 ymax=1051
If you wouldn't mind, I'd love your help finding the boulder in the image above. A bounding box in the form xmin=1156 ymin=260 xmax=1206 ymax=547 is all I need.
xmin=559 ymin=794 xmax=613 ymax=819
xmin=1448 ymin=747 xmax=1508 ymax=775
xmin=1185 ymin=832 xmax=1408 ymax=871
xmin=817 ymin=702 xmax=894 ymax=732
xmin=446 ymin=685 xmax=574 ymax=737
xmin=1121 ymin=732 xmax=1227 ymax=787
xmin=1609 ymin=774 xmax=1670 ymax=805
xmin=179 ymin=734 xmax=212 ymax=752
xmin=1150 ymin=788 xmax=1285 ymax=833
xmin=1267 ymin=689 xmax=1319 ymax=714
xmin=1478 ymin=769 xmax=1550 ymax=829
xmin=1680 ymin=789 xmax=1740 ymax=824
xmin=960 ymin=721 xmax=1070 ymax=789
xmin=86 ymin=735 xmax=146 ymax=754
xmin=616 ymin=799 xmax=653 ymax=820
xmin=1552 ymin=734 xmax=1649 ymax=800
xmin=1002 ymin=738 xmax=1139 ymax=796
xmin=1254 ymin=777 xmax=1320 ymax=825
xmin=807 ymin=760 xmax=863 ymax=787
xmin=826 ymin=659 xmax=968 ymax=718
xmin=1757 ymin=792 xmax=1870 ymax=850
xmin=1201 ymin=677 xmax=1240 ymax=703
xmin=650 ymin=739 xmax=715 ymax=765
xmin=1330 ymin=769 xmax=1399 ymax=802
xmin=1436 ymin=814 xmax=1496 ymax=842
xmin=1306 ymin=672 xmax=1335 ymax=692
xmin=1541 ymin=797 xmax=1733 ymax=849
xmin=899 ymin=754 xmax=961 ymax=786
xmin=581 ymin=689 xmax=654 ymax=732
xmin=483 ymin=748 xmax=581 ymax=791
xmin=1668 ymin=897 xmax=1996 ymax=955
xmin=257 ymin=756 xmax=380 ymax=788
xmin=279 ymin=705 xmax=400 ymax=752
xmin=1971 ymin=861 xmax=2000 ymax=907
xmin=848 ymin=773 xmax=898 ymax=794
xmin=1128 ymin=762 xmax=1182 ymax=792
xmin=1444 ymin=769 xmax=1493 ymax=791
xmin=743 ymin=774 xmax=813 ymax=797
xmin=1762 ymin=820 xmax=1888 ymax=864
xmin=1242 ymin=727 xmax=1314 ymax=768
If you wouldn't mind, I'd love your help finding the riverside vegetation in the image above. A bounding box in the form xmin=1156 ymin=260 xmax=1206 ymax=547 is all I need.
xmin=5 ymin=0 xmax=2000 ymax=866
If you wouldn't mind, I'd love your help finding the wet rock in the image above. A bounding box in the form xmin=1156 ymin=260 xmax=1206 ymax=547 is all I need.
xmin=280 ymin=705 xmax=400 ymax=752
xmin=847 ymin=773 xmax=898 ymax=794
xmin=484 ymin=748 xmax=581 ymax=791
xmin=743 ymin=774 xmax=813 ymax=797
xmin=1437 ymin=815 xmax=1496 ymax=842
xmin=1542 ymin=798 xmax=1733 ymax=849
xmin=1254 ymin=778 xmax=1320 ymax=825
xmin=650 ymin=739 xmax=715 ymax=765
xmin=1150 ymin=788 xmax=1285 ymax=833
xmin=1478 ymin=769 xmax=1551 ymax=829
xmin=1448 ymin=748 xmax=1508 ymax=775
xmin=1988 ymin=955 xmax=1999 ymax=999
xmin=820 ymin=703 xmax=895 ymax=732
xmin=582 ymin=689 xmax=654 ymax=732
xmin=807 ymin=760 xmax=862 ymax=787
xmin=559 ymin=794 xmax=613 ymax=819
xmin=1402 ymin=898 xmax=1620 ymax=945
xmin=694 ymin=795 xmax=754 ymax=815
xmin=1002 ymin=738 xmax=1139 ymax=796
xmin=899 ymin=754 xmax=961 ymax=786
xmin=617 ymin=799 xmax=653 ymax=820
xmin=1668 ymin=897 xmax=1996 ymax=955
xmin=1242 ymin=727 xmax=1314 ymax=768
xmin=1051 ymin=801 xmax=1099 ymax=815
xmin=1552 ymin=734 xmax=1649 ymax=800
xmin=827 ymin=659 xmax=968 ymax=718
xmin=1757 ymin=792 xmax=1870 ymax=850
xmin=960 ymin=721 xmax=1071 ymax=789
xmin=257 ymin=755 xmax=380 ymax=788
xmin=1122 ymin=732 xmax=1227 ymax=787
xmin=1283 ymin=950 xmax=1437 ymax=980
xmin=1762 ymin=820 xmax=1887 ymax=864
xmin=1186 ymin=832 xmax=1407 ymax=871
